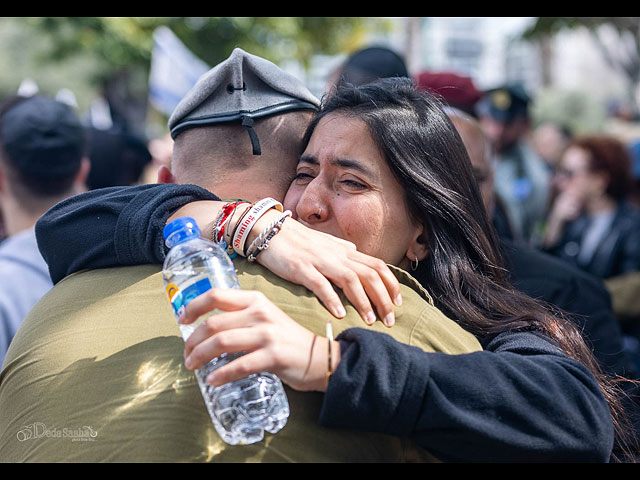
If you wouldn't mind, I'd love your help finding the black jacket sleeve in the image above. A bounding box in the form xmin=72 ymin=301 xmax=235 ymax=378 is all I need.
xmin=35 ymin=184 xmax=219 ymax=284
xmin=319 ymin=328 xmax=614 ymax=463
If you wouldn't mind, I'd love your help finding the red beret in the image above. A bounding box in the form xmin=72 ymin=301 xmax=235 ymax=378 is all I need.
xmin=415 ymin=71 xmax=482 ymax=113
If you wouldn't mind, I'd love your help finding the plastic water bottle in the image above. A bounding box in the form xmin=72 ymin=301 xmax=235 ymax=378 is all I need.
xmin=162 ymin=217 xmax=289 ymax=445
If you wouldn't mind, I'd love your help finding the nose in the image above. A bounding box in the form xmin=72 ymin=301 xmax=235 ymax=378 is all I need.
xmin=295 ymin=178 xmax=329 ymax=225
xmin=481 ymin=119 xmax=505 ymax=144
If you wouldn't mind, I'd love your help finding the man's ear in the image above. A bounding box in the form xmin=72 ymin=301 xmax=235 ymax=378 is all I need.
xmin=157 ymin=165 xmax=176 ymax=184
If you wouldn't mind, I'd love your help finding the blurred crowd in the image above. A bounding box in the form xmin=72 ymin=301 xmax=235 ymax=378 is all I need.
xmin=1 ymin=42 xmax=640 ymax=462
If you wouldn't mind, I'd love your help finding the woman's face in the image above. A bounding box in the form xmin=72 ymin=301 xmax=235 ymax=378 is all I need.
xmin=555 ymin=146 xmax=604 ymax=202
xmin=283 ymin=113 xmax=428 ymax=270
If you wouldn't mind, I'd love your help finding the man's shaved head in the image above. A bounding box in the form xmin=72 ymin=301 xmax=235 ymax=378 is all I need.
xmin=171 ymin=110 xmax=315 ymax=200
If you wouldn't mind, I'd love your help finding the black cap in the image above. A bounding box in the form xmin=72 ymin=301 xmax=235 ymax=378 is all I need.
xmin=339 ymin=46 xmax=409 ymax=87
xmin=476 ymin=85 xmax=530 ymax=122
xmin=1 ymin=95 xmax=85 ymax=178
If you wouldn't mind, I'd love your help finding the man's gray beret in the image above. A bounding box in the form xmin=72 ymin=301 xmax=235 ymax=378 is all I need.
xmin=168 ymin=48 xmax=320 ymax=155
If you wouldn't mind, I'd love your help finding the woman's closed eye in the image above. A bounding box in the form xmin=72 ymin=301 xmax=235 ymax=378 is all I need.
xmin=293 ymin=171 xmax=315 ymax=184
xmin=341 ymin=179 xmax=368 ymax=190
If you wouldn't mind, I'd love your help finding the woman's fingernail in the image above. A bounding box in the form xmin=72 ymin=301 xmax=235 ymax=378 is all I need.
xmin=365 ymin=311 xmax=376 ymax=325
xmin=384 ymin=313 xmax=395 ymax=327
xmin=184 ymin=356 xmax=193 ymax=369
xmin=334 ymin=305 xmax=346 ymax=318
xmin=394 ymin=294 xmax=402 ymax=306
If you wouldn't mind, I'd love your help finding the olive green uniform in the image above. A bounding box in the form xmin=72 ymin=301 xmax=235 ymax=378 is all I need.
xmin=0 ymin=261 xmax=480 ymax=462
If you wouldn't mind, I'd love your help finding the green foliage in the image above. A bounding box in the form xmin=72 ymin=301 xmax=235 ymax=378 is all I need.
xmin=166 ymin=17 xmax=388 ymax=69
xmin=522 ymin=17 xmax=590 ymax=38
xmin=17 ymin=17 xmax=389 ymax=76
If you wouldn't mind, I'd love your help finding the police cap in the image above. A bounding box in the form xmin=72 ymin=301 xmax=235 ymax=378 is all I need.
xmin=476 ymin=85 xmax=530 ymax=122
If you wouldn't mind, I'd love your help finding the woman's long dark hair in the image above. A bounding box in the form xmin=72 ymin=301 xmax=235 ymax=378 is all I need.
xmin=303 ymin=77 xmax=637 ymax=461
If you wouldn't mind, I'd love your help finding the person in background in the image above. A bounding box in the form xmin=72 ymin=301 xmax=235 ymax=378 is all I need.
xmin=476 ymin=85 xmax=550 ymax=246
xmin=140 ymin=133 xmax=173 ymax=185
xmin=542 ymin=135 xmax=640 ymax=280
xmin=85 ymin=126 xmax=152 ymax=190
xmin=532 ymin=121 xmax=573 ymax=174
xmin=0 ymin=95 xmax=89 ymax=365
xmin=326 ymin=45 xmax=409 ymax=92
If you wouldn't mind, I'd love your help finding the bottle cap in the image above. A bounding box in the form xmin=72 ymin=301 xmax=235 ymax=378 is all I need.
xmin=163 ymin=217 xmax=201 ymax=245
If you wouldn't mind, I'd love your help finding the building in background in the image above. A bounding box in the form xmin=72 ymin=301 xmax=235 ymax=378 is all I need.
xmin=416 ymin=17 xmax=540 ymax=91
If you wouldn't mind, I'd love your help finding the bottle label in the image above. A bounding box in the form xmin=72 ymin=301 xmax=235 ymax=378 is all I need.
xmin=166 ymin=277 xmax=212 ymax=317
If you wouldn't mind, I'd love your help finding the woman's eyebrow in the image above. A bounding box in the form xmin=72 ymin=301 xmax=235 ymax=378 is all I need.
xmin=298 ymin=154 xmax=374 ymax=177
xmin=298 ymin=154 xmax=318 ymax=165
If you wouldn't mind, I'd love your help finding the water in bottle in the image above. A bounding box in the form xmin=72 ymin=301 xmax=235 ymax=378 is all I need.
xmin=162 ymin=217 xmax=289 ymax=445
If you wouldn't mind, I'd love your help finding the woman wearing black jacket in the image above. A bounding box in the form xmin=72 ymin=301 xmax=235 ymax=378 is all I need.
xmin=543 ymin=135 xmax=640 ymax=279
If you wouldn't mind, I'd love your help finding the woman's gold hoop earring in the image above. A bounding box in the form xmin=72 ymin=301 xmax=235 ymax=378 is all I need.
xmin=411 ymin=256 xmax=419 ymax=271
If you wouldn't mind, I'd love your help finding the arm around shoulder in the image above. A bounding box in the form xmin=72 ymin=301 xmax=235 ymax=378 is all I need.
xmin=35 ymin=184 xmax=219 ymax=283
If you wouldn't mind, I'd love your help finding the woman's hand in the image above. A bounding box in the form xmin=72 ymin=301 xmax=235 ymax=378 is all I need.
xmin=169 ymin=201 xmax=402 ymax=327
xmin=551 ymin=190 xmax=584 ymax=223
xmin=257 ymin=210 xmax=402 ymax=327
xmin=542 ymin=190 xmax=584 ymax=247
xmin=181 ymin=288 xmax=338 ymax=392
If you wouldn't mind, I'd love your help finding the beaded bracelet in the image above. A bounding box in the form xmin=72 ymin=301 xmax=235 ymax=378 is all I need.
xmin=246 ymin=210 xmax=292 ymax=262
xmin=212 ymin=201 xmax=249 ymax=243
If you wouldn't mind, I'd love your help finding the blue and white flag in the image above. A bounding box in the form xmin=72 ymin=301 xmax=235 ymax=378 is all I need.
xmin=149 ymin=26 xmax=210 ymax=117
